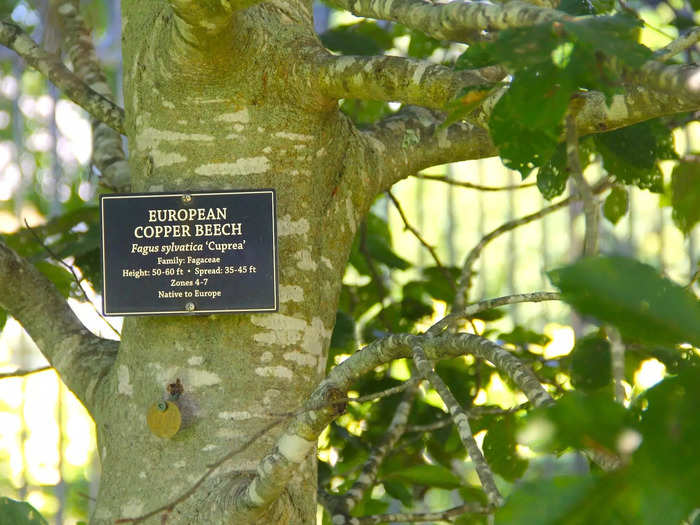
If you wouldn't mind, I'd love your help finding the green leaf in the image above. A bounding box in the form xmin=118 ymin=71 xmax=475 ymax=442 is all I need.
xmin=594 ymin=120 xmax=675 ymax=192
xmin=454 ymin=43 xmax=497 ymax=70
xmin=407 ymin=30 xmax=442 ymax=59
xmin=350 ymin=496 xmax=390 ymax=517
xmin=436 ymin=357 xmax=478 ymax=404
xmin=526 ymin=391 xmax=627 ymax=453
xmin=602 ymin=185 xmax=629 ymax=225
xmin=74 ymin=247 xmax=102 ymax=290
xmin=441 ymin=84 xmax=499 ymax=129
xmin=499 ymin=326 xmax=551 ymax=347
xmin=421 ymin=266 xmax=460 ymax=303
xmin=384 ymin=464 xmax=463 ymax=489
xmin=570 ymin=333 xmax=612 ymax=391
xmin=470 ymin=308 xmax=505 ymax=322
xmin=0 ymin=498 xmax=49 ymax=525
xmin=558 ymin=0 xmax=596 ymax=15
xmin=490 ymin=63 xmax=575 ymax=177
xmin=320 ymin=21 xmax=394 ymax=56
xmin=483 ymin=416 xmax=529 ymax=481
xmin=483 ymin=24 xmax=564 ymax=70
xmin=330 ymin=311 xmax=355 ymax=350
xmin=630 ymin=368 xmax=700 ymax=524
xmin=549 ymin=255 xmax=700 ymax=347
xmin=383 ymin=480 xmax=413 ymax=506
xmin=496 ymin=476 xmax=594 ymax=524
xmin=0 ymin=308 xmax=6 ymax=332
xmin=34 ymin=261 xmax=74 ymax=298
xmin=350 ymin=213 xmax=411 ymax=274
xmin=537 ymin=144 xmax=569 ymax=200
xmin=670 ymin=159 xmax=700 ymax=234
xmin=563 ymin=14 xmax=651 ymax=67
xmin=340 ymin=99 xmax=393 ymax=126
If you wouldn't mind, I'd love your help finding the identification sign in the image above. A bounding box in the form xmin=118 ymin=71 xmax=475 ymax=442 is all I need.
xmin=100 ymin=189 xmax=278 ymax=316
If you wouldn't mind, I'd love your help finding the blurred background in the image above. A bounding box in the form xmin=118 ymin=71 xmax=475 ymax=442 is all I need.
xmin=0 ymin=0 xmax=697 ymax=522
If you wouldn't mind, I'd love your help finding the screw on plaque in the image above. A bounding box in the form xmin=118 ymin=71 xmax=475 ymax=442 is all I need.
xmin=185 ymin=302 xmax=195 ymax=312
xmin=182 ymin=192 xmax=192 ymax=205
xmin=147 ymin=400 xmax=182 ymax=438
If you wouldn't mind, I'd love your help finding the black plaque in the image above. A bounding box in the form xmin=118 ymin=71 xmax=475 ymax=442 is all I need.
xmin=100 ymin=190 xmax=278 ymax=316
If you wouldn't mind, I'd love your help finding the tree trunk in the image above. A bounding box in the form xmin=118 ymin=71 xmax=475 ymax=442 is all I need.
xmin=92 ymin=1 xmax=365 ymax=522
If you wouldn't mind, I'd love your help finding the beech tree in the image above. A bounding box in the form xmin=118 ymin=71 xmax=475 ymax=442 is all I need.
xmin=1 ymin=0 xmax=699 ymax=523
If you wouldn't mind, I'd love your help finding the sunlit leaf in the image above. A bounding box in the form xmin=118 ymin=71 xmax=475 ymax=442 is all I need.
xmin=496 ymin=476 xmax=594 ymax=524
xmin=34 ymin=260 xmax=74 ymax=298
xmin=490 ymin=63 xmax=575 ymax=177
xmin=594 ymin=120 xmax=675 ymax=192
xmin=570 ymin=333 xmax=612 ymax=391
xmin=602 ymin=185 xmax=629 ymax=225
xmin=320 ymin=21 xmax=394 ymax=55
xmin=499 ymin=326 xmax=551 ymax=347
xmin=549 ymin=256 xmax=700 ymax=347
xmin=483 ymin=416 xmax=529 ymax=481
xmin=670 ymin=159 xmax=700 ymax=234
xmin=0 ymin=498 xmax=48 ymax=525
xmin=384 ymin=464 xmax=463 ymax=489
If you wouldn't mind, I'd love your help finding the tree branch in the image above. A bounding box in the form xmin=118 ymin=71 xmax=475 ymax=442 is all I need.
xmin=429 ymin=291 xmax=561 ymax=335
xmin=0 ymin=366 xmax=52 ymax=380
xmin=567 ymin=114 xmax=598 ymax=256
xmin=653 ymin=27 xmax=700 ymax=62
xmin=363 ymin=106 xmax=496 ymax=192
xmin=233 ymin=331 xmax=552 ymax=516
xmin=0 ymin=240 xmax=118 ymax=412
xmin=412 ymin=173 xmax=537 ymax=191
xmin=626 ymin=61 xmax=700 ymax=106
xmin=570 ymin=87 xmax=700 ymax=136
xmin=411 ymin=342 xmax=503 ymax=506
xmin=453 ymin=179 xmax=612 ymax=309
xmin=23 ymin=219 xmax=120 ymax=338
xmin=364 ymin=76 xmax=700 ymax=195
xmin=315 ymin=53 xmax=492 ymax=110
xmin=356 ymin=502 xmax=491 ymax=524
xmin=55 ymin=0 xmax=130 ymax=191
xmin=387 ymin=190 xmax=449 ymax=273
xmin=0 ymin=19 xmax=125 ymax=134
xmin=330 ymin=382 xmax=419 ymax=521
xmin=329 ymin=0 xmax=562 ymax=42
xmin=406 ymin=403 xmax=530 ymax=433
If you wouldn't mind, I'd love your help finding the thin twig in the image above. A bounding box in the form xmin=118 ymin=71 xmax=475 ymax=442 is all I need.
xmin=358 ymin=222 xmax=391 ymax=329
xmin=453 ymin=179 xmax=611 ymax=309
xmin=0 ymin=365 xmax=52 ymax=379
xmin=269 ymin=379 xmax=419 ymax=418
xmin=608 ymin=329 xmax=626 ymax=404
xmin=687 ymin=268 xmax=700 ymax=291
xmin=412 ymin=173 xmax=536 ymax=191
xmin=55 ymin=0 xmax=130 ymax=190
xmin=566 ymin=115 xmax=598 ymax=257
xmin=386 ymin=191 xmax=454 ymax=288
xmin=335 ymin=383 xmax=419 ymax=516
xmin=405 ymin=402 xmax=530 ymax=433
xmin=430 ymin=291 xmax=560 ymax=336
xmin=24 ymin=220 xmax=121 ymax=338
xmin=357 ymin=502 xmax=492 ymax=524
xmin=115 ymin=418 xmax=284 ymax=524
xmin=654 ymin=27 xmax=700 ymax=62
xmin=411 ymin=342 xmax=503 ymax=506
xmin=0 ymin=19 xmax=125 ymax=133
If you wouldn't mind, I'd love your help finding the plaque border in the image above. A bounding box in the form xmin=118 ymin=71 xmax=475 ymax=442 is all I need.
xmin=100 ymin=189 xmax=279 ymax=316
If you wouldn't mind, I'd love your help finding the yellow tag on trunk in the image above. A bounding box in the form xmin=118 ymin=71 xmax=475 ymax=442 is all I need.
xmin=147 ymin=401 xmax=182 ymax=438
